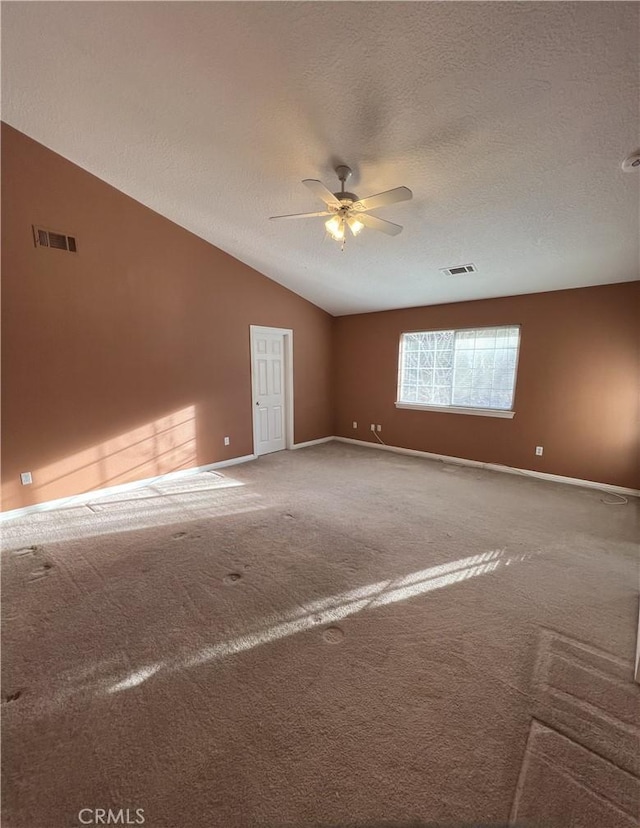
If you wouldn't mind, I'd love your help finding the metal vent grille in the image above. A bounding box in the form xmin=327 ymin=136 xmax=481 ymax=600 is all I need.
xmin=440 ymin=263 xmax=476 ymax=276
xmin=33 ymin=226 xmax=77 ymax=253
xmin=48 ymin=232 xmax=68 ymax=250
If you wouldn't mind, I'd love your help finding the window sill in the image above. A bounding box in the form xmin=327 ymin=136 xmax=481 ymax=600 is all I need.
xmin=395 ymin=402 xmax=515 ymax=419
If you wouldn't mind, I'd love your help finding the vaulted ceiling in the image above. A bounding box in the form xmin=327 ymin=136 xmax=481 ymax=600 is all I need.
xmin=3 ymin=2 xmax=638 ymax=315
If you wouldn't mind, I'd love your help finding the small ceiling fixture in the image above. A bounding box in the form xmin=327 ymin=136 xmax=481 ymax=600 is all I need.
xmin=621 ymin=151 xmax=640 ymax=172
xmin=440 ymin=263 xmax=476 ymax=276
xmin=270 ymin=166 xmax=412 ymax=250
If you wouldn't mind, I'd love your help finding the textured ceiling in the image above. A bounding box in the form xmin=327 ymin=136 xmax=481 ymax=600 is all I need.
xmin=2 ymin=1 xmax=639 ymax=315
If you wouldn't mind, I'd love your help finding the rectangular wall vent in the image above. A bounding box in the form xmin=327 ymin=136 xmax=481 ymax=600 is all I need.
xmin=440 ymin=263 xmax=476 ymax=276
xmin=33 ymin=226 xmax=77 ymax=253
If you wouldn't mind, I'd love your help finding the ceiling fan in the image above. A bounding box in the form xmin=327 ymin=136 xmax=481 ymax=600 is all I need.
xmin=270 ymin=165 xmax=412 ymax=249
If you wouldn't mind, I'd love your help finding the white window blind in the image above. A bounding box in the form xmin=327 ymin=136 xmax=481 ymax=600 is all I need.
xmin=397 ymin=326 xmax=520 ymax=412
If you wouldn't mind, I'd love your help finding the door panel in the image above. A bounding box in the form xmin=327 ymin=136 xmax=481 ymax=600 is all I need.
xmin=257 ymin=360 xmax=268 ymax=396
xmin=272 ymin=406 xmax=283 ymax=439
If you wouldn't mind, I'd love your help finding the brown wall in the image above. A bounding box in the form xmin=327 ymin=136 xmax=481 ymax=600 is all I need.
xmin=1 ymin=124 xmax=334 ymax=511
xmin=333 ymin=283 xmax=640 ymax=490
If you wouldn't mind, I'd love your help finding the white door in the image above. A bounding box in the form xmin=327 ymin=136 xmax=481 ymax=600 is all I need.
xmin=251 ymin=328 xmax=287 ymax=455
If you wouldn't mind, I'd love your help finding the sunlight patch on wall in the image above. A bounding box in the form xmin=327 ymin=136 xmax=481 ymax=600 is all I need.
xmin=32 ymin=406 xmax=197 ymax=502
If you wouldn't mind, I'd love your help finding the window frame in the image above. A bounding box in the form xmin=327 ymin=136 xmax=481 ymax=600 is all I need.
xmin=395 ymin=324 xmax=521 ymax=419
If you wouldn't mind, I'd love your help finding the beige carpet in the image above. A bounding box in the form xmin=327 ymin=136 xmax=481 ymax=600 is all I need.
xmin=2 ymin=442 xmax=639 ymax=827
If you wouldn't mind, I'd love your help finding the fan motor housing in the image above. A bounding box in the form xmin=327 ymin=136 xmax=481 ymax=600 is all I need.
xmin=334 ymin=192 xmax=358 ymax=204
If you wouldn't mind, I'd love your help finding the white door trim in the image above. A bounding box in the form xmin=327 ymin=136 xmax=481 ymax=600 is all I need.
xmin=250 ymin=325 xmax=294 ymax=454
xmin=635 ymin=607 xmax=640 ymax=685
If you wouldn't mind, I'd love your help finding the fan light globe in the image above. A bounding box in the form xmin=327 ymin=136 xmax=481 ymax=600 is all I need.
xmin=325 ymin=215 xmax=344 ymax=240
xmin=348 ymin=217 xmax=364 ymax=236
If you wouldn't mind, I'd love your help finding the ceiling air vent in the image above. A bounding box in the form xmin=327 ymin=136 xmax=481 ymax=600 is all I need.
xmin=33 ymin=226 xmax=77 ymax=253
xmin=440 ymin=263 xmax=476 ymax=277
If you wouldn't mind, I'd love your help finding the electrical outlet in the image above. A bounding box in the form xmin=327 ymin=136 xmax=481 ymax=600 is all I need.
xmin=370 ymin=424 xmax=375 ymax=431
xmin=20 ymin=472 xmax=33 ymax=485
xmin=376 ymin=425 xmax=382 ymax=432
xmin=224 ymin=437 xmax=230 ymax=446
xmin=535 ymin=446 xmax=543 ymax=456
xmin=352 ymin=421 xmax=357 ymax=429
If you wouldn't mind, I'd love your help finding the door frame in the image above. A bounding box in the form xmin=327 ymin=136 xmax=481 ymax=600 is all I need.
xmin=249 ymin=325 xmax=294 ymax=455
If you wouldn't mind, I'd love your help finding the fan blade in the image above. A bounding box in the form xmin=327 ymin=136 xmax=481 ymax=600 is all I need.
xmin=358 ymin=213 xmax=403 ymax=236
xmin=302 ymin=179 xmax=342 ymax=207
xmin=270 ymin=210 xmax=332 ymax=221
xmin=353 ymin=186 xmax=412 ymax=212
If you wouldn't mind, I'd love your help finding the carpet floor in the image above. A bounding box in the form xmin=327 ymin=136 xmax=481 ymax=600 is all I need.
xmin=2 ymin=442 xmax=639 ymax=827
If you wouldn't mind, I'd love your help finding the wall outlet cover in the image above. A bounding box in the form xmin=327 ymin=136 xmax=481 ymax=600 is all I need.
xmin=20 ymin=472 xmax=33 ymax=485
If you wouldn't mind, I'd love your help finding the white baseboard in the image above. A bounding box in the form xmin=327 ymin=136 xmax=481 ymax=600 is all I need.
xmin=0 ymin=454 xmax=257 ymax=522
xmin=290 ymin=436 xmax=335 ymax=450
xmin=333 ymin=436 xmax=640 ymax=498
xmin=3 ymin=436 xmax=637 ymax=523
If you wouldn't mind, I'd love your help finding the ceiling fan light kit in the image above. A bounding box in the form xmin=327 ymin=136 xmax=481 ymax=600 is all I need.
xmin=270 ymin=165 xmax=412 ymax=250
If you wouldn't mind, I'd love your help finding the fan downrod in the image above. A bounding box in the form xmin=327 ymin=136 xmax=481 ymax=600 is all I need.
xmin=334 ymin=165 xmax=357 ymax=203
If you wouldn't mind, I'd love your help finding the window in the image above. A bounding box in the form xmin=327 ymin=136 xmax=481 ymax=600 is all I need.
xmin=396 ymin=326 xmax=520 ymax=418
